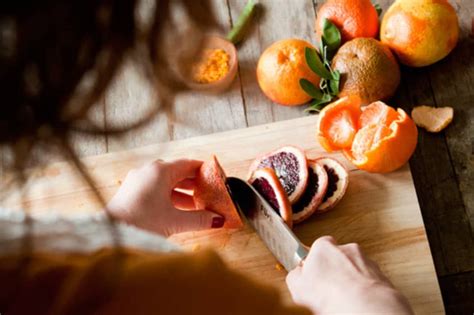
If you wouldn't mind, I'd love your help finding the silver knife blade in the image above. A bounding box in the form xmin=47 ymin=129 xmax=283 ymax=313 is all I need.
xmin=226 ymin=177 xmax=308 ymax=271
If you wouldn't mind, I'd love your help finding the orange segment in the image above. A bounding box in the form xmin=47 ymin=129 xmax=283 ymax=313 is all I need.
xmin=359 ymin=101 xmax=399 ymax=129
xmin=411 ymin=105 xmax=453 ymax=132
xmin=317 ymin=97 xmax=362 ymax=152
xmin=351 ymin=124 xmax=393 ymax=161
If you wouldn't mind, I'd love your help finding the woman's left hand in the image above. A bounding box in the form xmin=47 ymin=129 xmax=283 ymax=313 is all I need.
xmin=107 ymin=159 xmax=225 ymax=237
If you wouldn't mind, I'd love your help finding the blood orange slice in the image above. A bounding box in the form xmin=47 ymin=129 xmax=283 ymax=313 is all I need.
xmin=292 ymin=160 xmax=329 ymax=224
xmin=194 ymin=155 xmax=243 ymax=229
xmin=315 ymin=157 xmax=349 ymax=213
xmin=248 ymin=146 xmax=308 ymax=204
xmin=249 ymin=168 xmax=293 ymax=228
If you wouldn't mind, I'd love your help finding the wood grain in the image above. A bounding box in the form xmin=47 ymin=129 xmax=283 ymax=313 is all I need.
xmin=228 ymin=0 xmax=316 ymax=126
xmin=1 ymin=116 xmax=444 ymax=314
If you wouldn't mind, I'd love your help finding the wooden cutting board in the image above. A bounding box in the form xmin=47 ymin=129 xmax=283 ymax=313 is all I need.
xmin=2 ymin=115 xmax=444 ymax=313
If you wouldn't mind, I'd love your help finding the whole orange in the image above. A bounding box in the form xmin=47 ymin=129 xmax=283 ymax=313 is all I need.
xmin=257 ymin=39 xmax=320 ymax=106
xmin=332 ymin=38 xmax=401 ymax=105
xmin=315 ymin=0 xmax=379 ymax=43
xmin=381 ymin=0 xmax=459 ymax=67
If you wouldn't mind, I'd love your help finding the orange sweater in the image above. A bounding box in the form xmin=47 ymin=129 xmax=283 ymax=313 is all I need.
xmin=0 ymin=211 xmax=311 ymax=315
xmin=0 ymin=248 xmax=311 ymax=315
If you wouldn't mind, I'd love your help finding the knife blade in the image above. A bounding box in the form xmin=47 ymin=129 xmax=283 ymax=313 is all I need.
xmin=226 ymin=177 xmax=308 ymax=271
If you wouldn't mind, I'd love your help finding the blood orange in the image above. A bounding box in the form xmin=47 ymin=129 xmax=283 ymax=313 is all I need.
xmin=248 ymin=146 xmax=309 ymax=204
xmin=194 ymin=155 xmax=243 ymax=229
xmin=249 ymin=168 xmax=293 ymax=228
xmin=292 ymin=160 xmax=329 ymax=223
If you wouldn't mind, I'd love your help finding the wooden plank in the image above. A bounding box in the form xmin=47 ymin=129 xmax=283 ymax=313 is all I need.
xmin=439 ymin=271 xmax=474 ymax=315
xmin=394 ymin=67 xmax=474 ymax=276
xmin=68 ymin=98 xmax=108 ymax=157
xmin=0 ymin=116 xmax=444 ymax=314
xmin=170 ymin=1 xmax=247 ymax=140
xmin=426 ymin=0 xmax=474 ymax=243
xmin=104 ymin=1 xmax=247 ymax=151
xmin=228 ymin=0 xmax=316 ymax=126
xmin=104 ymin=58 xmax=171 ymax=152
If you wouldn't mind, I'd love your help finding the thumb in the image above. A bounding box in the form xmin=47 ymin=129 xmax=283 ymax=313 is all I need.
xmin=171 ymin=209 xmax=225 ymax=234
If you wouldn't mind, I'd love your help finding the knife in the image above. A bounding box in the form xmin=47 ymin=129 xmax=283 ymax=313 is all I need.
xmin=226 ymin=177 xmax=309 ymax=271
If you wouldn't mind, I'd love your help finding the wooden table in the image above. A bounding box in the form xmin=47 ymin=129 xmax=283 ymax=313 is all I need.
xmin=9 ymin=0 xmax=473 ymax=313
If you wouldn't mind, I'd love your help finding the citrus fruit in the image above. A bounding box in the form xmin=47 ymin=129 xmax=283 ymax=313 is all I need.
xmin=315 ymin=0 xmax=379 ymax=43
xmin=316 ymin=96 xmax=362 ymax=152
xmin=292 ymin=160 xmax=328 ymax=224
xmin=317 ymin=98 xmax=418 ymax=173
xmin=332 ymin=38 xmax=401 ymax=105
xmin=248 ymin=146 xmax=309 ymax=204
xmin=249 ymin=168 xmax=293 ymax=228
xmin=381 ymin=0 xmax=459 ymax=67
xmin=194 ymin=155 xmax=243 ymax=228
xmin=314 ymin=157 xmax=349 ymax=212
xmin=256 ymin=39 xmax=321 ymax=106
xmin=412 ymin=105 xmax=453 ymax=132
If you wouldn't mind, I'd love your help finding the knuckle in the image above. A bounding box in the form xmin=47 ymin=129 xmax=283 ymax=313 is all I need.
xmin=347 ymin=243 xmax=361 ymax=252
xmin=314 ymin=235 xmax=335 ymax=247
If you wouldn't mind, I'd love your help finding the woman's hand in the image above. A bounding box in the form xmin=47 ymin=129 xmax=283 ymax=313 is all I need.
xmin=286 ymin=236 xmax=413 ymax=315
xmin=107 ymin=159 xmax=224 ymax=237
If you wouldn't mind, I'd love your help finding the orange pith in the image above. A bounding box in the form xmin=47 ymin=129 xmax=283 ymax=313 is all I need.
xmin=317 ymin=99 xmax=418 ymax=173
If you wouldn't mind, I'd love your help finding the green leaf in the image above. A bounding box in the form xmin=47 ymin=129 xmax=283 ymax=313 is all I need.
xmin=305 ymin=94 xmax=332 ymax=113
xmin=372 ymin=2 xmax=382 ymax=17
xmin=226 ymin=0 xmax=257 ymax=45
xmin=321 ymin=18 xmax=341 ymax=52
xmin=328 ymin=78 xmax=339 ymax=96
xmin=305 ymin=47 xmax=332 ymax=80
xmin=331 ymin=70 xmax=340 ymax=81
xmin=299 ymin=79 xmax=324 ymax=99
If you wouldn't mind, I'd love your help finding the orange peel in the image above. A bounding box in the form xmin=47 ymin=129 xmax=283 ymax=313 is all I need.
xmin=411 ymin=105 xmax=453 ymax=133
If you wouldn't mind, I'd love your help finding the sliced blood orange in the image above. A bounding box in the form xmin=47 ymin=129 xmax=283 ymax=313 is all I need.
xmin=316 ymin=96 xmax=362 ymax=152
xmin=249 ymin=168 xmax=293 ymax=228
xmin=315 ymin=157 xmax=349 ymax=213
xmin=194 ymin=155 xmax=243 ymax=229
xmin=292 ymin=160 xmax=328 ymax=224
xmin=248 ymin=146 xmax=308 ymax=204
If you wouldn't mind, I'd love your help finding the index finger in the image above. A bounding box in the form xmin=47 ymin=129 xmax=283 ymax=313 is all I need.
xmin=164 ymin=159 xmax=203 ymax=184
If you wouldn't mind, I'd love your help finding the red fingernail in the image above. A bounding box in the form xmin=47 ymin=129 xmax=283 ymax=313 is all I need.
xmin=211 ymin=216 xmax=225 ymax=228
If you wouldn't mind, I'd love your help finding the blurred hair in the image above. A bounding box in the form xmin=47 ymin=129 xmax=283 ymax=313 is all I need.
xmin=0 ymin=0 xmax=219 ymax=202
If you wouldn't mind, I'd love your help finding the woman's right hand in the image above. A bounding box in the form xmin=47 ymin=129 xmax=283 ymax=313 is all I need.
xmin=286 ymin=236 xmax=414 ymax=314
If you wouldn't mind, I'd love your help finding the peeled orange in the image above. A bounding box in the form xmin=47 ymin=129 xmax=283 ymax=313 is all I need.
xmin=317 ymin=98 xmax=418 ymax=173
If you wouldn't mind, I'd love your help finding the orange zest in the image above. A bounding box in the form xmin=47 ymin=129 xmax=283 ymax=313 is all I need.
xmin=317 ymin=98 xmax=418 ymax=173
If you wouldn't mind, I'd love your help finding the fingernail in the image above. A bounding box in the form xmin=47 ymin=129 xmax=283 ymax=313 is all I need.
xmin=211 ymin=216 xmax=225 ymax=228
